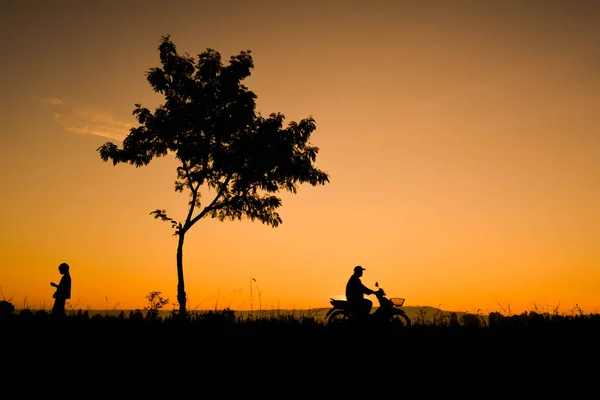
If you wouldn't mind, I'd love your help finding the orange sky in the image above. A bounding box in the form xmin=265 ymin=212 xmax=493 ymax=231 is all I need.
xmin=1 ymin=0 xmax=599 ymax=315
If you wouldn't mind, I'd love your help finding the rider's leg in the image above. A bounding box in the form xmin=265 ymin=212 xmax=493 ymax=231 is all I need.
xmin=365 ymin=298 xmax=373 ymax=315
xmin=358 ymin=299 xmax=372 ymax=321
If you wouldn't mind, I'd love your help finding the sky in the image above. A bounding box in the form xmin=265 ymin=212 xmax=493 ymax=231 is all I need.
xmin=1 ymin=0 xmax=599 ymax=315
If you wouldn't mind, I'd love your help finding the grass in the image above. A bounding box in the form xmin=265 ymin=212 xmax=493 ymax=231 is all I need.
xmin=2 ymin=297 xmax=598 ymax=386
xmin=3 ymin=298 xmax=599 ymax=335
xmin=3 ymin=289 xmax=599 ymax=351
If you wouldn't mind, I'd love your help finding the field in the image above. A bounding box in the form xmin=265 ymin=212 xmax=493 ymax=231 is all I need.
xmin=3 ymin=300 xmax=599 ymax=344
xmin=2 ymin=300 xmax=598 ymax=391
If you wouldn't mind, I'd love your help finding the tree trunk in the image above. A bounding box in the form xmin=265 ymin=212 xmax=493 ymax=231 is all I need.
xmin=176 ymin=232 xmax=187 ymax=316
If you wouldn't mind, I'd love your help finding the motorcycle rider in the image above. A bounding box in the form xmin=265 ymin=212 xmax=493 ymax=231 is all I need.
xmin=345 ymin=265 xmax=377 ymax=321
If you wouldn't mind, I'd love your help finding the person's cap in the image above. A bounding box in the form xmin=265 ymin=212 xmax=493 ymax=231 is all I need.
xmin=354 ymin=265 xmax=366 ymax=272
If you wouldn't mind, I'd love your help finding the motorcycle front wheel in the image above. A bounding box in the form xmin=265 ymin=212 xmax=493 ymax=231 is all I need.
xmin=390 ymin=312 xmax=411 ymax=327
xmin=326 ymin=310 xmax=351 ymax=327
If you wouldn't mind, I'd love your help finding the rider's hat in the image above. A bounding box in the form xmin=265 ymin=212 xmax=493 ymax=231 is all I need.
xmin=354 ymin=265 xmax=365 ymax=272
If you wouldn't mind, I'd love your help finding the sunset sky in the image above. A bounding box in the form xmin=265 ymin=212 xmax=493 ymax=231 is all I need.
xmin=1 ymin=0 xmax=599 ymax=315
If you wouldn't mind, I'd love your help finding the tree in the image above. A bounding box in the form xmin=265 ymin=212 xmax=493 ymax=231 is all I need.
xmin=98 ymin=35 xmax=330 ymax=316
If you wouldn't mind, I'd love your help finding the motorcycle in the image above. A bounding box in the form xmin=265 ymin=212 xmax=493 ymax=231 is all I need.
xmin=324 ymin=282 xmax=411 ymax=327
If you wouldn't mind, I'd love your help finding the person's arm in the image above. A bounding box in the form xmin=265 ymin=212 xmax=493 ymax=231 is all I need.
xmin=55 ymin=276 xmax=67 ymax=293
xmin=360 ymin=282 xmax=375 ymax=295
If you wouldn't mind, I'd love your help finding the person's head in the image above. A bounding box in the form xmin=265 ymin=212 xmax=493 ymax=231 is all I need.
xmin=353 ymin=265 xmax=365 ymax=276
xmin=58 ymin=262 xmax=69 ymax=274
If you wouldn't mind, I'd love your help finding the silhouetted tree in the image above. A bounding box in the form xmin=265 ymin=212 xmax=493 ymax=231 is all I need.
xmin=98 ymin=35 xmax=330 ymax=316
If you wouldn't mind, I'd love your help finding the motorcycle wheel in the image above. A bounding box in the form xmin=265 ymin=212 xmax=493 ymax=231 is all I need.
xmin=326 ymin=310 xmax=351 ymax=327
xmin=390 ymin=313 xmax=411 ymax=327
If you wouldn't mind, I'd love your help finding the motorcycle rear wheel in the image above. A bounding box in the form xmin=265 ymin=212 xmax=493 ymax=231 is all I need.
xmin=326 ymin=310 xmax=351 ymax=327
xmin=390 ymin=313 xmax=411 ymax=327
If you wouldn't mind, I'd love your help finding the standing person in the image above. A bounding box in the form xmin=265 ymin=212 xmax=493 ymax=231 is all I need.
xmin=345 ymin=265 xmax=376 ymax=321
xmin=50 ymin=262 xmax=71 ymax=317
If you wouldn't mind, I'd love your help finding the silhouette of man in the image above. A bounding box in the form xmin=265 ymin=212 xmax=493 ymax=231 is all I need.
xmin=345 ymin=265 xmax=376 ymax=321
xmin=50 ymin=262 xmax=71 ymax=317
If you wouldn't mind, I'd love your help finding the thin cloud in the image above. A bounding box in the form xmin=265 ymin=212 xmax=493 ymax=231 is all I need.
xmin=46 ymin=97 xmax=64 ymax=106
xmin=42 ymin=98 xmax=133 ymax=141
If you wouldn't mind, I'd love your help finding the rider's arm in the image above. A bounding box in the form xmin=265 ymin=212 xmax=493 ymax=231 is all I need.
xmin=362 ymin=283 xmax=375 ymax=295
